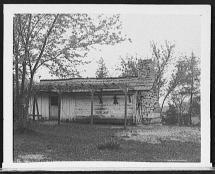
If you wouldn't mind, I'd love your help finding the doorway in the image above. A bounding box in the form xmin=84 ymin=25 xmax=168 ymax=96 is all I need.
xmin=50 ymin=95 xmax=59 ymax=120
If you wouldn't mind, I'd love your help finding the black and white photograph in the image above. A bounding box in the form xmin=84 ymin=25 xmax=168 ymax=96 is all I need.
xmin=3 ymin=4 xmax=211 ymax=170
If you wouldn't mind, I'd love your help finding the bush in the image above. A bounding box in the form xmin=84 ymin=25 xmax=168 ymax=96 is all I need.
xmin=182 ymin=113 xmax=190 ymax=126
xmin=97 ymin=138 xmax=120 ymax=150
xmin=163 ymin=104 xmax=178 ymax=125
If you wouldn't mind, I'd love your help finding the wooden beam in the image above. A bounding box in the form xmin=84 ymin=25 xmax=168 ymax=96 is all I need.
xmin=90 ymin=89 xmax=94 ymax=125
xmin=134 ymin=91 xmax=138 ymax=124
xmin=58 ymin=91 xmax=61 ymax=125
xmin=124 ymin=87 xmax=128 ymax=129
xmin=35 ymin=95 xmax=39 ymax=115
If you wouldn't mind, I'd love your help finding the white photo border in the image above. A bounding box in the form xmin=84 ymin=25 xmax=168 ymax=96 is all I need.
xmin=3 ymin=4 xmax=211 ymax=170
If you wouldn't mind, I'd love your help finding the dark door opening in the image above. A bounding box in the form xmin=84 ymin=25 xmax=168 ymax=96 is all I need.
xmin=50 ymin=95 xmax=59 ymax=120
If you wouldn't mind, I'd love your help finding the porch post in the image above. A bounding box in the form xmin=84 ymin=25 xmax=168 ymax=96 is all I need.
xmin=124 ymin=87 xmax=128 ymax=129
xmin=32 ymin=95 xmax=36 ymax=121
xmin=133 ymin=91 xmax=138 ymax=124
xmin=90 ymin=89 xmax=94 ymax=125
xmin=58 ymin=91 xmax=61 ymax=125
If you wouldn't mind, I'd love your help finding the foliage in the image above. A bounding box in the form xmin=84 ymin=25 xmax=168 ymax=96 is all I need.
xmin=163 ymin=104 xmax=178 ymax=125
xmin=167 ymin=53 xmax=200 ymax=125
xmin=95 ymin=57 xmax=109 ymax=78
xmin=191 ymin=95 xmax=200 ymax=116
xmin=13 ymin=14 xmax=126 ymax=79
xmin=117 ymin=55 xmax=140 ymax=77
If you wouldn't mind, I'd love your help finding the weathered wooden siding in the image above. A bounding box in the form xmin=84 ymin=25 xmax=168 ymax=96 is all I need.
xmin=41 ymin=94 xmax=49 ymax=119
xmin=28 ymin=95 xmax=48 ymax=119
xmin=28 ymin=97 xmax=33 ymax=114
xmin=61 ymin=94 xmax=75 ymax=120
xmin=57 ymin=94 xmax=134 ymax=120
xmin=37 ymin=96 xmax=42 ymax=117
xmin=28 ymin=89 xmax=161 ymax=124
xmin=92 ymin=95 xmax=133 ymax=119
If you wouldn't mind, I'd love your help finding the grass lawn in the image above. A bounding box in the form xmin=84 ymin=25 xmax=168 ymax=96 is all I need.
xmin=14 ymin=122 xmax=200 ymax=162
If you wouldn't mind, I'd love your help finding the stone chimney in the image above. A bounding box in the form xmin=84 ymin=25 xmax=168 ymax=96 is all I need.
xmin=137 ymin=59 xmax=155 ymax=79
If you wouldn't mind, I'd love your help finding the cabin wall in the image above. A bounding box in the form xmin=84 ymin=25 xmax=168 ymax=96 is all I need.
xmin=29 ymin=89 xmax=160 ymax=124
xmin=93 ymin=95 xmax=133 ymax=119
xmin=28 ymin=94 xmax=49 ymax=120
xmin=60 ymin=93 xmax=134 ymax=121
xmin=41 ymin=94 xmax=49 ymax=119
xmin=60 ymin=94 xmax=75 ymax=120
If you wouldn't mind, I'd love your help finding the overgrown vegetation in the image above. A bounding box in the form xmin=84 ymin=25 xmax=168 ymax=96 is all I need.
xmin=95 ymin=57 xmax=109 ymax=78
xmin=162 ymin=104 xmax=178 ymax=125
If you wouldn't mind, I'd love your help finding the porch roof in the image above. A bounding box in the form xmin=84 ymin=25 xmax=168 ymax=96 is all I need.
xmin=35 ymin=75 xmax=155 ymax=93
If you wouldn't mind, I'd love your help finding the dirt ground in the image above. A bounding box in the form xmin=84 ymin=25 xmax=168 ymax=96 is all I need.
xmin=14 ymin=122 xmax=201 ymax=162
xmin=116 ymin=124 xmax=200 ymax=144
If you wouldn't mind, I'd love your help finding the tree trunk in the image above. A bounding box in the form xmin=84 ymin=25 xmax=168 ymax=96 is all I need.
xmin=189 ymin=93 xmax=193 ymax=126
xmin=14 ymin=59 xmax=20 ymax=124
xmin=33 ymin=95 xmax=36 ymax=121
xmin=124 ymin=88 xmax=128 ymax=130
xmin=160 ymin=91 xmax=171 ymax=114
xmin=189 ymin=53 xmax=194 ymax=126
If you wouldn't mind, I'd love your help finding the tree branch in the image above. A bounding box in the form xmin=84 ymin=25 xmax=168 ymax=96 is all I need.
xmin=32 ymin=14 xmax=59 ymax=73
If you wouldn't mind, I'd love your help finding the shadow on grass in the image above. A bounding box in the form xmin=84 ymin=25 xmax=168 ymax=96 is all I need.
xmin=13 ymin=122 xmax=201 ymax=162
xmin=97 ymin=139 xmax=121 ymax=150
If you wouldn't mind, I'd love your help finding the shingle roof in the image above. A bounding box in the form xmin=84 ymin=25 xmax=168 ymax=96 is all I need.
xmin=36 ymin=59 xmax=156 ymax=92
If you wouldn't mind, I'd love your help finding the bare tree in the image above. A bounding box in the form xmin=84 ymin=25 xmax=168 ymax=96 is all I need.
xmin=151 ymin=41 xmax=175 ymax=100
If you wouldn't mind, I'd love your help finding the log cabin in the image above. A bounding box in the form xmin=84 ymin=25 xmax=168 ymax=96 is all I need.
xmin=29 ymin=59 xmax=161 ymax=125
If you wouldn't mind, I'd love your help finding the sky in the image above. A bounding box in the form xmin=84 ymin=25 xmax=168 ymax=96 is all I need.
xmin=35 ymin=14 xmax=201 ymax=80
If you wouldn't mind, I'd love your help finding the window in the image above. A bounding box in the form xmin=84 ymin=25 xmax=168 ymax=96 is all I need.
xmin=50 ymin=96 xmax=58 ymax=106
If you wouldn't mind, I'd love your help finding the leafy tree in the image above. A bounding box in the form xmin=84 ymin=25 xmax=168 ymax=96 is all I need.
xmin=160 ymin=58 xmax=190 ymax=113
xmin=95 ymin=57 xmax=109 ymax=78
xmin=186 ymin=52 xmax=200 ymax=125
xmin=166 ymin=53 xmax=200 ymax=126
xmin=13 ymin=13 xmax=127 ymax=128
